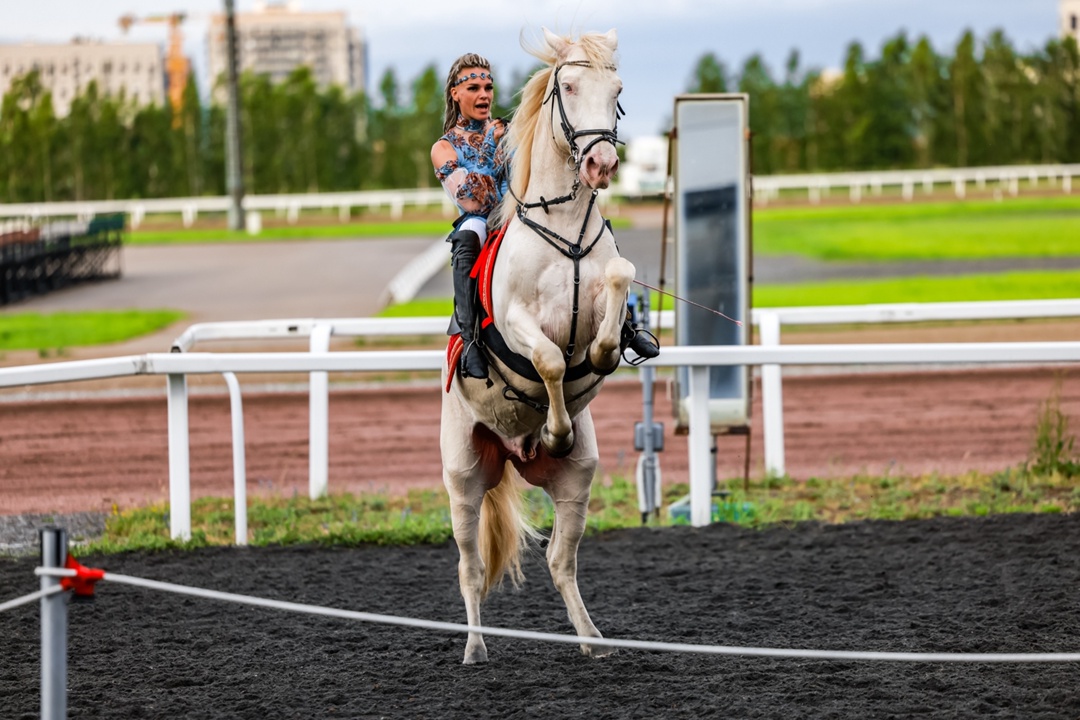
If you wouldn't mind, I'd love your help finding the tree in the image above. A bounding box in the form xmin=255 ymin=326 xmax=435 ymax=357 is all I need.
xmin=737 ymin=54 xmax=778 ymax=174
xmin=688 ymin=53 xmax=729 ymax=94
xmin=948 ymin=30 xmax=986 ymax=167
xmin=409 ymin=65 xmax=443 ymax=188
xmin=909 ymin=36 xmax=946 ymax=167
xmin=863 ymin=32 xmax=916 ymax=168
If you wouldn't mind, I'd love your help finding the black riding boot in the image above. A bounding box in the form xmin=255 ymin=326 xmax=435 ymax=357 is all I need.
xmin=626 ymin=300 xmax=656 ymax=360
xmin=622 ymin=312 xmax=660 ymax=360
xmin=450 ymin=230 xmax=489 ymax=379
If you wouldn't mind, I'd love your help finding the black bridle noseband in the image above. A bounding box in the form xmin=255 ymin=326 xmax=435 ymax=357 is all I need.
xmin=548 ymin=60 xmax=625 ymax=176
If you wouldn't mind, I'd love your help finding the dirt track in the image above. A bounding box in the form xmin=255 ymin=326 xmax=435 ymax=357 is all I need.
xmin=1 ymin=365 xmax=1076 ymax=516
xmin=2 ymin=512 xmax=1079 ymax=718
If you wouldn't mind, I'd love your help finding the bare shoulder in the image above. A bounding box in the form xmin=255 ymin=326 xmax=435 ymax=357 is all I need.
xmin=431 ymin=137 xmax=456 ymax=168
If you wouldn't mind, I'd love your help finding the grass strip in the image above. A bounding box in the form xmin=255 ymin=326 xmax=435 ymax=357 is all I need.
xmin=755 ymin=196 xmax=1080 ymax=261
xmin=128 ymin=221 xmax=455 ymax=244
xmin=381 ymin=269 xmax=1080 ymax=318
xmin=753 ymin=269 xmax=1080 ymax=307
xmin=0 ymin=310 xmax=185 ymax=351
xmin=81 ymin=469 xmax=1078 ymax=555
xmin=126 ymin=217 xmax=632 ymax=245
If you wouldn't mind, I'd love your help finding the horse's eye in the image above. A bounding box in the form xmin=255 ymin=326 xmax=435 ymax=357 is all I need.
xmin=562 ymin=83 xmax=573 ymax=94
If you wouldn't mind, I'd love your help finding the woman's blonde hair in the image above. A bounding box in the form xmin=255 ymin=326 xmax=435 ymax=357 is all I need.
xmin=442 ymin=53 xmax=493 ymax=134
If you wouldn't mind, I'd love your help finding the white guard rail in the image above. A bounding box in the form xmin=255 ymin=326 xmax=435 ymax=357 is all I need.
xmin=171 ymin=298 xmax=1080 ymax=485
xmin=0 ymin=163 xmax=1076 ymax=224
xmin=752 ymin=163 xmax=1079 ymax=203
xmin=3 ymin=339 xmax=1080 ymax=535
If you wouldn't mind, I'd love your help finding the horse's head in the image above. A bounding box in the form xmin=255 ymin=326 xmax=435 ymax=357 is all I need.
xmin=543 ymin=28 xmax=622 ymax=190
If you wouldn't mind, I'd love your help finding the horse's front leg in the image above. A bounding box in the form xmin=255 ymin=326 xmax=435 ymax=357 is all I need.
xmin=521 ymin=409 xmax=611 ymax=657
xmin=505 ymin=306 xmax=575 ymax=458
xmin=587 ymin=257 xmax=635 ymax=374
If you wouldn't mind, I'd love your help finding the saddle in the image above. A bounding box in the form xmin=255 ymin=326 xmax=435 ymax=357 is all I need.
xmin=445 ymin=224 xmax=608 ymax=393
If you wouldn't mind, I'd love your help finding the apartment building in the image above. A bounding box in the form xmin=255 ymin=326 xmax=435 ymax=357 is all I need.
xmin=0 ymin=40 xmax=164 ymax=116
xmin=207 ymin=1 xmax=366 ymax=95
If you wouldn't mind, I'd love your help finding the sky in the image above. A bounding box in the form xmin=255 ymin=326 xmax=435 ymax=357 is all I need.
xmin=1 ymin=0 xmax=1064 ymax=140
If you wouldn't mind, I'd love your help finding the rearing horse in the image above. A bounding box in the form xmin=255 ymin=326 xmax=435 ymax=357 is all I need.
xmin=440 ymin=28 xmax=633 ymax=664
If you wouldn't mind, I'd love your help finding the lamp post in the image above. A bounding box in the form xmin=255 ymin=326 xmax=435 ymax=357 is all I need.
xmin=224 ymin=0 xmax=245 ymax=231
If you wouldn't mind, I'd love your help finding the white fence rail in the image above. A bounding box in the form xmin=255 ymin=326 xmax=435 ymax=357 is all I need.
xmin=1 ymin=164 xmax=1076 ymax=227
xmin=170 ymin=298 xmax=1080 ymax=481
xmin=752 ymin=163 xmax=1079 ymax=204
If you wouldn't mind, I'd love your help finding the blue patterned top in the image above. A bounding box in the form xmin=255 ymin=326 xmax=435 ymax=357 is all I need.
xmin=435 ymin=116 xmax=510 ymax=220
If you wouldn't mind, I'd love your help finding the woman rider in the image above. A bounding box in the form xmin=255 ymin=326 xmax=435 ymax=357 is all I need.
xmin=431 ymin=53 xmax=507 ymax=379
xmin=432 ymin=53 xmax=658 ymax=380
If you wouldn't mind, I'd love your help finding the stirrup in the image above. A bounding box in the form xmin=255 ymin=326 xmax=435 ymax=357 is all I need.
xmin=622 ymin=326 xmax=660 ymax=366
xmin=459 ymin=342 xmax=489 ymax=379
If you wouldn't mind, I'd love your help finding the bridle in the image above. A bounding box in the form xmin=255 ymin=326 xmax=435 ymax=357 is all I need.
xmin=549 ymin=60 xmax=624 ymax=182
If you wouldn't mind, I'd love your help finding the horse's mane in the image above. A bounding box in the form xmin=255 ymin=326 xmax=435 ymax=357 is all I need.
xmin=491 ymin=31 xmax=618 ymax=228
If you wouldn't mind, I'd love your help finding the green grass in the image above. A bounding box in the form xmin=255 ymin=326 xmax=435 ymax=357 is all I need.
xmin=126 ymin=217 xmax=631 ymax=245
xmin=753 ymin=269 xmax=1080 ymax=307
xmin=128 ymin=220 xmax=456 ymax=245
xmin=755 ymin=196 xmax=1080 ymax=261
xmin=381 ymin=269 xmax=1080 ymax=317
xmin=80 ymin=468 xmax=1080 ymax=555
xmin=0 ymin=310 xmax=185 ymax=351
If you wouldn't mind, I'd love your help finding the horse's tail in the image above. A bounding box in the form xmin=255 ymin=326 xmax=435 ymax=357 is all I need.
xmin=479 ymin=464 xmax=538 ymax=597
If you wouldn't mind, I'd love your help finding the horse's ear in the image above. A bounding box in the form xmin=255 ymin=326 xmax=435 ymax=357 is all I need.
xmin=600 ymin=28 xmax=618 ymax=51
xmin=542 ymin=27 xmax=568 ymax=56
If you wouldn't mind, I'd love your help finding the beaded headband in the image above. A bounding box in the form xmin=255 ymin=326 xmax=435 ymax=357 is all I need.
xmin=453 ymin=71 xmax=493 ymax=88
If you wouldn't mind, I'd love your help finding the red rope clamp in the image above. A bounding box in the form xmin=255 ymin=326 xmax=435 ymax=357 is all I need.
xmin=61 ymin=554 xmax=105 ymax=598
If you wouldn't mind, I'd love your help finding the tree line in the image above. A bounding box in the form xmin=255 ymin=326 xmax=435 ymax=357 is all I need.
xmin=699 ymin=30 xmax=1080 ymax=175
xmin=0 ymin=28 xmax=1077 ymax=203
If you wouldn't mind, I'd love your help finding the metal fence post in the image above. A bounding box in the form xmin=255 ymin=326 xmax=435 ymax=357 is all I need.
xmin=167 ymin=374 xmax=192 ymax=540
xmin=759 ymin=312 xmax=786 ymax=478
xmin=688 ymin=366 xmax=713 ymax=527
xmin=40 ymin=527 xmax=67 ymax=720
xmin=222 ymin=372 xmax=248 ymax=545
xmin=309 ymin=323 xmax=332 ymax=499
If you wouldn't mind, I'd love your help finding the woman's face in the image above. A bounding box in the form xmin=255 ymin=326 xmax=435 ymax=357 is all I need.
xmin=451 ymin=67 xmax=494 ymax=122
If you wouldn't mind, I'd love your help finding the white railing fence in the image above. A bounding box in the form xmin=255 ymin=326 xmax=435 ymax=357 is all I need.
xmin=1 ymin=163 xmax=1076 ymax=227
xmin=171 ymin=298 xmax=1080 ymax=487
xmin=752 ymin=163 xmax=1080 ymax=204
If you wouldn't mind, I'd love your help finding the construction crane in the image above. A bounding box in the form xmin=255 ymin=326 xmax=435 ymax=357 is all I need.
xmin=118 ymin=12 xmax=190 ymax=117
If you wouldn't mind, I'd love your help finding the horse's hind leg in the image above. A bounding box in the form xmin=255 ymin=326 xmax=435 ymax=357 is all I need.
xmin=522 ymin=409 xmax=612 ymax=657
xmin=441 ymin=393 xmax=499 ymax=664
xmin=587 ymin=257 xmax=635 ymax=374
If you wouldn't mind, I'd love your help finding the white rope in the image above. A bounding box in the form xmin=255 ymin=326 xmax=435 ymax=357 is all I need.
xmin=0 ymin=585 xmax=65 ymax=613
xmin=33 ymin=567 xmax=1080 ymax=664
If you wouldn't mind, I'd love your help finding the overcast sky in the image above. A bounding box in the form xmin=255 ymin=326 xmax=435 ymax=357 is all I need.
xmin=2 ymin=0 xmax=1064 ymax=139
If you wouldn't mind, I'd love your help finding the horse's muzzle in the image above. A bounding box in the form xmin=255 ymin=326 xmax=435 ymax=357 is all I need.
xmin=581 ymin=152 xmax=619 ymax=190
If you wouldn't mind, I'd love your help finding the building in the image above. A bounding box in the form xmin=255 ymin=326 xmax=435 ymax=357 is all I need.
xmin=206 ymin=1 xmax=366 ymax=96
xmin=1063 ymin=0 xmax=1080 ymax=42
xmin=0 ymin=40 xmax=164 ymax=116
xmin=617 ymin=136 xmax=669 ymax=197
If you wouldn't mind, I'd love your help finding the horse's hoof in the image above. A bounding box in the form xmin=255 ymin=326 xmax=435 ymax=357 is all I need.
xmin=462 ymin=647 xmax=488 ymax=664
xmin=462 ymin=643 xmax=488 ymax=665
xmin=541 ymin=425 xmax=574 ymax=458
xmin=581 ymin=640 xmax=616 ymax=658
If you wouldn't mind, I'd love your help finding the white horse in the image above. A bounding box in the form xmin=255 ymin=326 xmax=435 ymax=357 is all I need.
xmin=440 ymin=28 xmax=634 ymax=664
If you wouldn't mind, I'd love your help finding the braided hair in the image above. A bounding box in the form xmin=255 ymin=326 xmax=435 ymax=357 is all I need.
xmin=443 ymin=53 xmax=493 ymax=134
